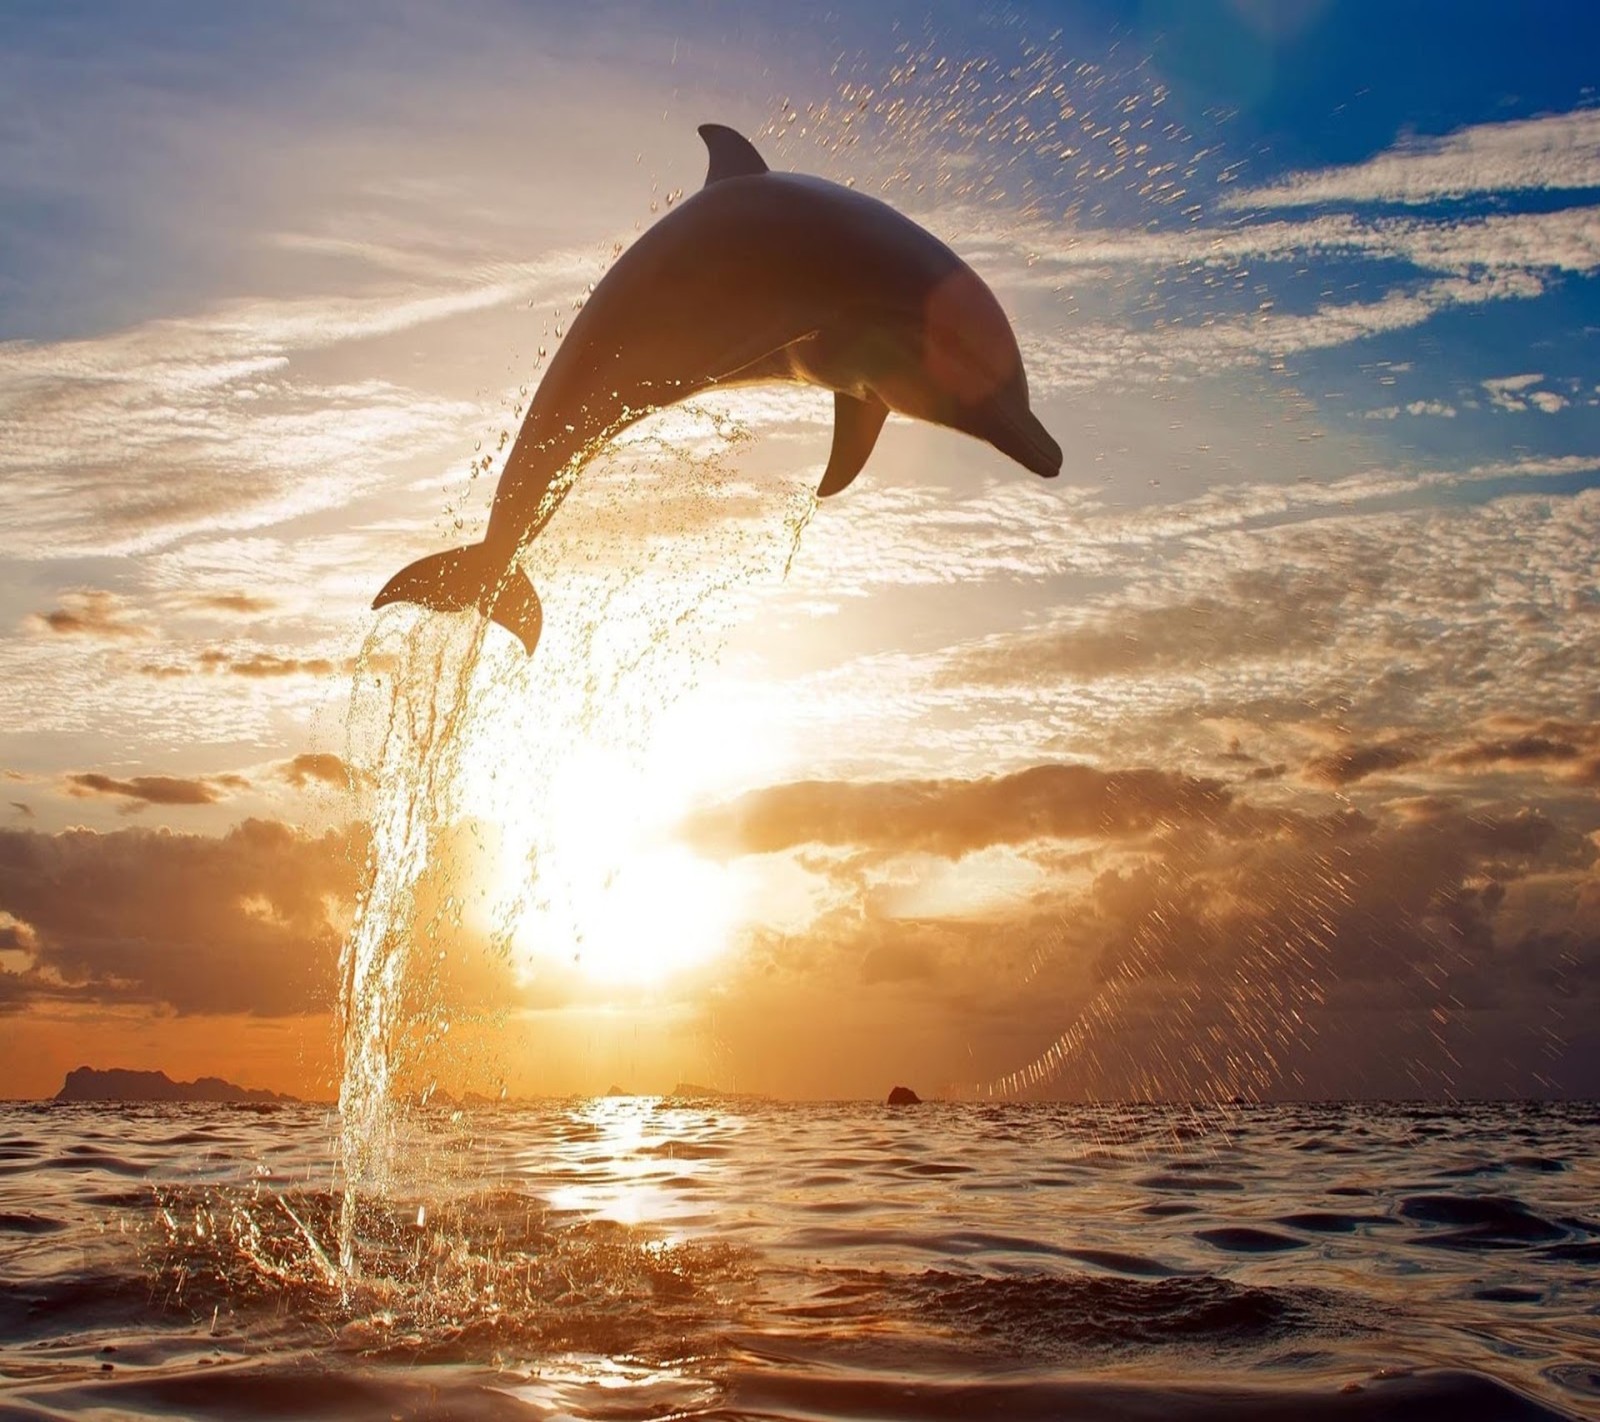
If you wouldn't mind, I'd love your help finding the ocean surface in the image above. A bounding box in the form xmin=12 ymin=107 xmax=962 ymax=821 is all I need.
xmin=0 ymin=1098 xmax=1596 ymax=1420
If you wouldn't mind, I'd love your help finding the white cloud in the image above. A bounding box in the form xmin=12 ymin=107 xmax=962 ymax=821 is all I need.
xmin=0 ymin=255 xmax=592 ymax=559
xmin=1023 ymin=269 xmax=1544 ymax=392
xmin=1367 ymin=400 xmax=1456 ymax=420
xmin=992 ymin=205 xmax=1600 ymax=282
xmin=1483 ymin=373 xmax=1568 ymax=414
xmin=1225 ymin=107 xmax=1600 ymax=209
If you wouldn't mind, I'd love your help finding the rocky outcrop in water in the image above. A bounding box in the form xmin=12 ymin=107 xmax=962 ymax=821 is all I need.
xmin=887 ymin=1085 xmax=922 ymax=1105
xmin=54 ymin=1067 xmax=296 ymax=1104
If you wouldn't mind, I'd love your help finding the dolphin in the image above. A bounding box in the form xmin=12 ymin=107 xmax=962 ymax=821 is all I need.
xmin=374 ymin=123 xmax=1062 ymax=655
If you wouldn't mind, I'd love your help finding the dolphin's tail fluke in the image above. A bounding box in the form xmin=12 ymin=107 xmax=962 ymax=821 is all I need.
xmin=372 ymin=544 xmax=543 ymax=656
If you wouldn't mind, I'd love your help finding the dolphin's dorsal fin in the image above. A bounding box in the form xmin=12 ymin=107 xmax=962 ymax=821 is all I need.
xmin=818 ymin=392 xmax=889 ymax=498
xmin=699 ymin=124 xmax=769 ymax=185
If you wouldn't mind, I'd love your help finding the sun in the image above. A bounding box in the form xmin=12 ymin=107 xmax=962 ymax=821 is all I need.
xmin=499 ymin=741 xmax=744 ymax=985
xmin=459 ymin=665 xmax=784 ymax=989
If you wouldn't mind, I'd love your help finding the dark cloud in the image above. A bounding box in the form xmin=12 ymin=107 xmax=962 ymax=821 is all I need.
xmin=65 ymin=772 xmax=250 ymax=811
xmin=27 ymin=590 xmax=148 ymax=640
xmin=685 ymin=763 xmax=1231 ymax=860
xmin=0 ymin=817 xmax=517 ymax=1027
xmin=1460 ymin=807 xmax=1557 ymax=855
xmin=0 ymin=819 xmax=359 ymax=1015
xmin=278 ymin=753 xmax=353 ymax=789
xmin=0 ymin=915 xmax=38 ymax=954
xmin=10 ymin=803 xmax=33 ymax=819
xmin=1438 ymin=718 xmax=1600 ymax=784
xmin=1302 ymin=740 xmax=1422 ymax=787
xmin=692 ymin=765 xmax=1600 ymax=1100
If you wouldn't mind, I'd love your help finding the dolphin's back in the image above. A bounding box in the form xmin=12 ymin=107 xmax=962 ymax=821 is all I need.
xmin=488 ymin=171 xmax=1018 ymax=542
xmin=375 ymin=125 xmax=1056 ymax=658
xmin=531 ymin=179 xmax=967 ymax=424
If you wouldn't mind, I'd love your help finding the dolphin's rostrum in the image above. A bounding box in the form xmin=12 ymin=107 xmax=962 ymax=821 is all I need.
xmin=374 ymin=124 xmax=1062 ymax=655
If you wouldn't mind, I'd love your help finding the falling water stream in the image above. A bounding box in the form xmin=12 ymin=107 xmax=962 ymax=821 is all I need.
xmin=330 ymin=401 xmax=818 ymax=1279
xmin=335 ymin=620 xmax=491 ymax=1276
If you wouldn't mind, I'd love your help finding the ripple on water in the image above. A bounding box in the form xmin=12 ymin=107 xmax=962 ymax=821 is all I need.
xmin=0 ymin=1211 xmax=68 ymax=1234
xmin=1136 ymin=1173 xmax=1247 ymax=1193
xmin=1274 ymin=1211 xmax=1390 ymax=1234
xmin=1195 ymin=1227 xmax=1308 ymax=1254
xmin=896 ymin=1269 xmax=1352 ymax=1357
xmin=1 ymin=1100 xmax=1596 ymax=1421
xmin=1399 ymin=1194 xmax=1567 ymax=1249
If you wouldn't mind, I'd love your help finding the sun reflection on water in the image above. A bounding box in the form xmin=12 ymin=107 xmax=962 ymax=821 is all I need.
xmin=538 ymin=1096 xmax=734 ymax=1234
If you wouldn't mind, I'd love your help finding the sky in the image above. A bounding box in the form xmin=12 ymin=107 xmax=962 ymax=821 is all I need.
xmin=2 ymin=0 xmax=1599 ymax=1102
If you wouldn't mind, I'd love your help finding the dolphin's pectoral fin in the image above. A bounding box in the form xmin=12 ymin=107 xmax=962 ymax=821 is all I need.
xmin=817 ymin=391 xmax=889 ymax=498
xmin=373 ymin=543 xmax=544 ymax=657
xmin=699 ymin=124 xmax=769 ymax=184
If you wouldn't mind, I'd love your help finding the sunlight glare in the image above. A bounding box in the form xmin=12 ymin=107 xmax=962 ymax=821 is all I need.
xmin=477 ymin=673 xmax=788 ymax=988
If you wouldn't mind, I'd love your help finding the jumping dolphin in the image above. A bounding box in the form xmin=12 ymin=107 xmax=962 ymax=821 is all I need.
xmin=374 ymin=123 xmax=1062 ymax=655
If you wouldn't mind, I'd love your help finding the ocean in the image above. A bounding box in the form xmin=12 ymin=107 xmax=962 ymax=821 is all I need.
xmin=0 ymin=1098 xmax=1596 ymax=1420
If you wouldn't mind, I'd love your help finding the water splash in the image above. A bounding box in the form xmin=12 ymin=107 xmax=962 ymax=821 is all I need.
xmin=337 ymin=619 xmax=492 ymax=1276
xmin=334 ymin=403 xmax=817 ymax=1280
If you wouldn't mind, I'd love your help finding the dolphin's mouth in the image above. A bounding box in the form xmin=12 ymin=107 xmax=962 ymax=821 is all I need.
xmin=981 ymin=403 xmax=1062 ymax=479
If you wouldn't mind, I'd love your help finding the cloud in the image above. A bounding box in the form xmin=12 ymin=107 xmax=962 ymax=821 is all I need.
xmin=137 ymin=647 xmax=359 ymax=679
xmin=185 ymin=592 xmax=276 ymax=616
xmin=938 ymin=568 xmax=1345 ymax=686
xmin=697 ymin=765 xmax=1600 ymax=1100
xmin=1302 ymin=740 xmax=1422 ymax=787
xmin=686 ymin=763 xmax=1231 ymax=861
xmin=27 ymin=590 xmax=148 ymax=640
xmin=1225 ymin=107 xmax=1600 ymax=209
xmin=0 ymin=819 xmax=358 ymax=1014
xmin=1438 ymin=718 xmax=1600 ymax=785
xmin=1363 ymin=400 xmax=1456 ymax=420
xmin=0 ymin=816 xmax=517 ymax=1024
xmin=277 ymin=753 xmax=353 ymax=789
xmin=1482 ymin=372 xmax=1567 ymax=413
xmin=65 ymin=771 xmax=249 ymax=811
xmin=0 ymin=258 xmax=586 ymax=561
xmin=1018 ymin=269 xmax=1549 ymax=393
xmin=226 ymin=653 xmax=341 ymax=679
xmin=999 ymin=205 xmax=1600 ymax=285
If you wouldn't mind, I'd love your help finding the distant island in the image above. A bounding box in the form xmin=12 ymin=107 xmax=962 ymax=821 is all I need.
xmin=54 ymin=1067 xmax=298 ymax=1104
xmin=664 ymin=1081 xmax=771 ymax=1102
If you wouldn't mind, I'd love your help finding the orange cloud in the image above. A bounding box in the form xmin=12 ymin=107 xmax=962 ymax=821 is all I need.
xmin=28 ymin=589 xmax=149 ymax=640
xmin=686 ymin=763 xmax=1231 ymax=860
xmin=1302 ymin=740 xmax=1423 ymax=787
xmin=185 ymin=592 xmax=277 ymax=615
xmin=65 ymin=771 xmax=249 ymax=811
xmin=277 ymin=753 xmax=353 ymax=789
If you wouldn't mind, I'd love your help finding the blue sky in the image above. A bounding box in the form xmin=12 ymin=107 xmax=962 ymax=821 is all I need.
xmin=1 ymin=1 xmax=1598 ymax=1100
